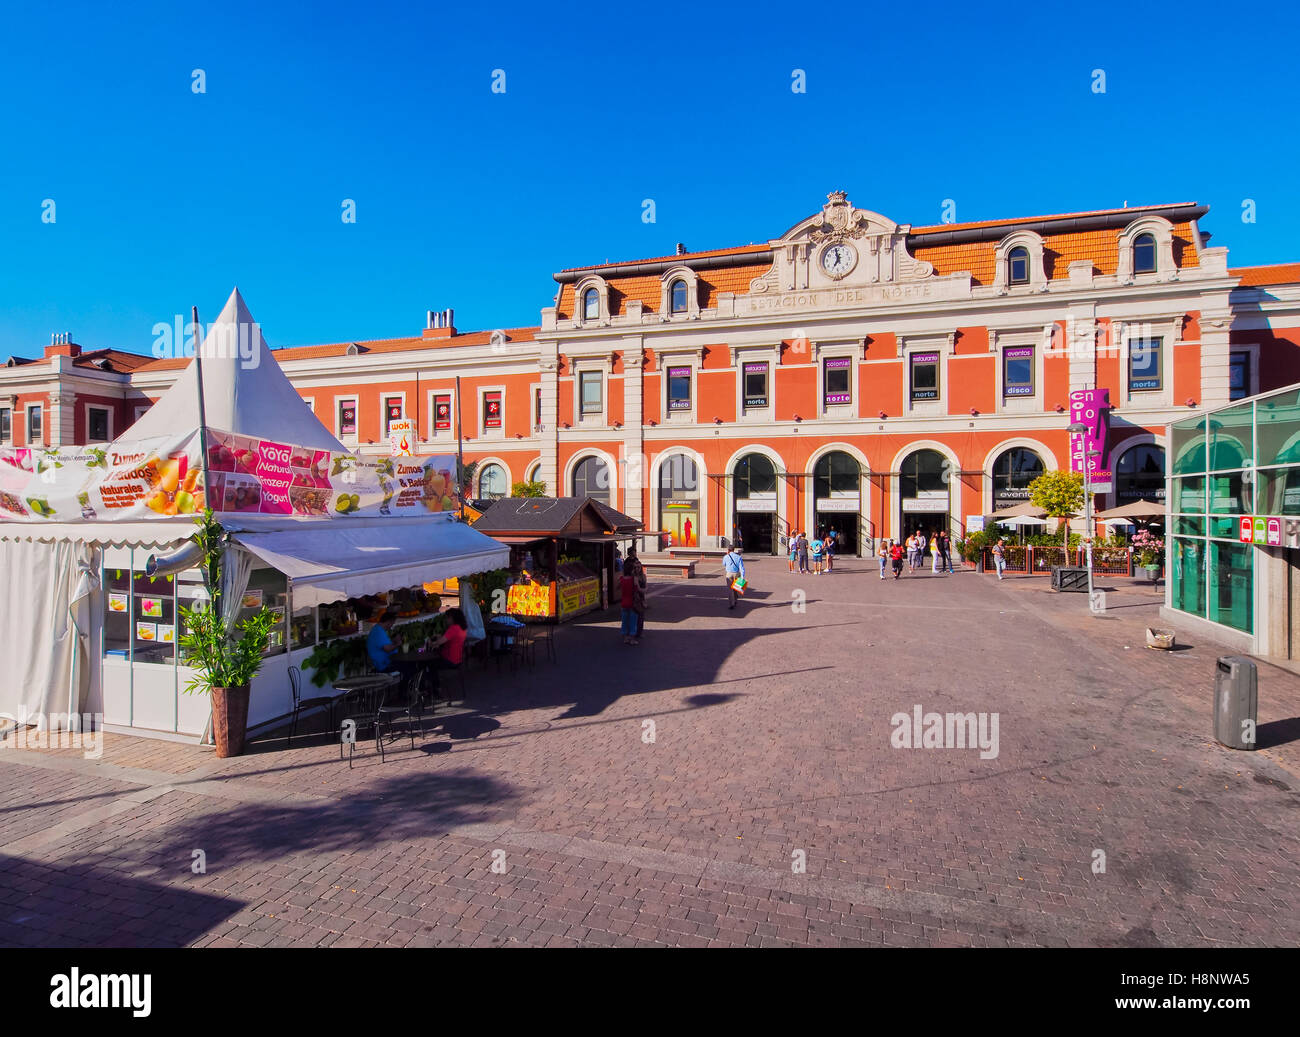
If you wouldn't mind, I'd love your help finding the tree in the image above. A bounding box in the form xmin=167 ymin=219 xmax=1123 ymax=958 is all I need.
xmin=511 ymin=479 xmax=547 ymax=498
xmin=1028 ymin=470 xmax=1085 ymax=548
xmin=456 ymin=459 xmax=479 ymax=504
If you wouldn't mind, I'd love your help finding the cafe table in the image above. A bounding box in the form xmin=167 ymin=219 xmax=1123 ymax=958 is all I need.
xmin=331 ymin=672 xmax=401 ymax=718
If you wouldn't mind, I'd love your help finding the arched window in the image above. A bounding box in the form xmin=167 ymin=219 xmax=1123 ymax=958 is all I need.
xmin=571 ymin=455 xmax=610 ymax=502
xmin=991 ymin=448 xmax=1045 ymax=510
xmin=582 ymin=288 xmax=600 ymax=321
xmin=813 ymin=451 xmax=860 ymax=499
xmin=658 ymin=453 xmax=699 ymax=495
xmin=1116 ymin=443 xmax=1165 ymax=502
xmin=479 ymin=463 xmax=507 ymax=500
xmin=732 ymin=453 xmax=776 ymax=499
xmin=669 ymin=280 xmax=688 ymax=314
xmin=899 ymin=449 xmax=950 ymax=531
xmin=1133 ymin=233 xmax=1157 ymax=274
xmin=1008 ymin=246 xmax=1030 ymax=285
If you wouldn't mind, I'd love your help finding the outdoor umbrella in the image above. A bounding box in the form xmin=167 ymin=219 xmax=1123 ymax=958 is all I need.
xmin=1000 ymin=514 xmax=1046 ymax=544
xmin=1094 ymin=499 xmax=1164 ymax=520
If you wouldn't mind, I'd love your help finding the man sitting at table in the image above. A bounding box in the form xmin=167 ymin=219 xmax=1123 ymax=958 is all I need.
xmin=366 ymin=611 xmax=419 ymax=681
xmin=426 ymin=608 xmax=468 ymax=699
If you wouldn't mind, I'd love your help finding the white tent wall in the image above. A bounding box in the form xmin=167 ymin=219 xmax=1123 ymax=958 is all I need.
xmin=0 ymin=539 xmax=94 ymax=729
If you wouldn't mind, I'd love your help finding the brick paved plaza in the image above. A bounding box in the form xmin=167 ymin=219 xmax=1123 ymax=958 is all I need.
xmin=3 ymin=560 xmax=1300 ymax=948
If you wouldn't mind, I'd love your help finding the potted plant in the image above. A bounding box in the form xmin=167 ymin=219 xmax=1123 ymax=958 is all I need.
xmin=177 ymin=509 xmax=276 ymax=758
xmin=1130 ymin=529 xmax=1165 ymax=582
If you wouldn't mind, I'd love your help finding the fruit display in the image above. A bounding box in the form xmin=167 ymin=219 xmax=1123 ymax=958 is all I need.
xmin=0 ymin=491 xmax=29 ymax=515
xmin=143 ymin=454 xmax=205 ymax=516
xmin=334 ymin=492 xmax=361 ymax=514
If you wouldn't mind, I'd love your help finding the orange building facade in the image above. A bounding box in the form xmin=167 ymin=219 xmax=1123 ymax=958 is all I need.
xmin=5 ymin=192 xmax=1300 ymax=555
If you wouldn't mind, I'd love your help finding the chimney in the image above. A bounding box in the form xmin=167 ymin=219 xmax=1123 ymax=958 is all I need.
xmin=44 ymin=332 xmax=81 ymax=359
xmin=423 ymin=307 xmax=458 ymax=339
xmin=675 ymin=243 xmax=687 ymax=255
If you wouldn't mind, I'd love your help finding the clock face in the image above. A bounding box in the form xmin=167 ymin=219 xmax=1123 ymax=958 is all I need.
xmin=820 ymin=242 xmax=857 ymax=278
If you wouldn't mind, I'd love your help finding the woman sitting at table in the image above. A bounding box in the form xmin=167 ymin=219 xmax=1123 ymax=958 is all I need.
xmin=426 ymin=608 xmax=469 ymax=699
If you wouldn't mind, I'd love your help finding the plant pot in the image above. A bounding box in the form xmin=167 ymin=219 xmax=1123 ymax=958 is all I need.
xmin=211 ymin=685 xmax=251 ymax=758
xmin=1141 ymin=565 xmax=1160 ymax=583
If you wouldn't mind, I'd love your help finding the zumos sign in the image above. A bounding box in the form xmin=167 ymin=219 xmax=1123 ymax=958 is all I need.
xmin=1069 ymin=388 xmax=1112 ymax=493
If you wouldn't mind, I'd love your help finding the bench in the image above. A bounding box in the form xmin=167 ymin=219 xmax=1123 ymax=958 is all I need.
xmin=635 ymin=556 xmax=698 ymax=579
xmin=665 ymin=546 xmax=728 ymax=562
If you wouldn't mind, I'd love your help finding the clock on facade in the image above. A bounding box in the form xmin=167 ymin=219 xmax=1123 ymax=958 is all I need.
xmin=820 ymin=241 xmax=857 ymax=278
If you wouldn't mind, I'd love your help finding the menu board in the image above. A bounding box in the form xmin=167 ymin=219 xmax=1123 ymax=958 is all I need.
xmin=0 ymin=428 xmax=464 ymax=523
xmin=557 ymin=577 xmax=600 ymax=619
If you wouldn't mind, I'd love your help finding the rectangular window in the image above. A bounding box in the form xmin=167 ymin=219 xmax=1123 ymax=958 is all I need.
xmin=88 ymin=406 xmax=110 ymax=442
xmin=27 ymin=405 xmax=42 ymax=444
xmin=909 ymin=352 xmax=940 ymax=402
xmin=1229 ymin=350 xmax=1251 ymax=401
xmin=743 ymin=362 xmax=769 ymax=410
xmin=0 ymin=408 xmax=10 ymax=443
xmin=667 ymin=367 xmax=692 ymax=412
xmin=534 ymin=386 xmax=543 ymax=429
xmin=579 ymin=371 xmax=603 ymax=416
xmin=433 ymin=394 xmax=452 ymax=432
xmin=823 ymin=358 xmax=852 ymax=405
xmin=483 ymin=390 xmax=503 ymax=429
xmin=337 ymin=400 xmax=357 ymax=437
xmin=1129 ymin=337 xmax=1163 ymax=392
xmin=384 ymin=397 xmax=403 ymax=437
xmin=1003 ymin=347 xmax=1035 ymax=398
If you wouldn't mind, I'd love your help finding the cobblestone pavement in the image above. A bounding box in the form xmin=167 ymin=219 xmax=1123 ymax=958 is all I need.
xmin=3 ymin=559 xmax=1300 ymax=948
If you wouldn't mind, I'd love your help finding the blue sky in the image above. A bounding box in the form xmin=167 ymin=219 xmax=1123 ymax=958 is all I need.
xmin=1 ymin=1 xmax=1297 ymax=356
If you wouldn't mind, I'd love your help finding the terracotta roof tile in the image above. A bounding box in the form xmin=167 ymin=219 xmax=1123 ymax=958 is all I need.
xmin=559 ymin=243 xmax=770 ymax=274
xmin=1230 ymin=262 xmax=1300 ymax=287
xmin=909 ymin=202 xmax=1198 ymax=234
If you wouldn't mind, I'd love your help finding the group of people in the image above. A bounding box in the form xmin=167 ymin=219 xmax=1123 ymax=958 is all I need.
xmin=787 ymin=529 xmax=838 ymax=575
xmin=878 ymin=529 xmax=955 ymax=580
xmin=366 ymin=607 xmax=469 ymax=697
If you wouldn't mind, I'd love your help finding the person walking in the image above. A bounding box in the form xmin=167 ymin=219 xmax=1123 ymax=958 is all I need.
xmin=930 ymin=530 xmax=941 ymax=574
xmin=878 ymin=539 xmax=889 ymax=580
xmin=907 ymin=531 xmax=920 ymax=573
xmin=939 ymin=530 xmax=954 ymax=574
xmin=620 ymin=566 xmax=639 ymax=644
xmin=723 ymin=544 xmax=746 ymax=610
xmin=626 ymin=552 xmax=648 ymax=638
xmin=824 ymin=529 xmax=836 ymax=572
xmin=788 ymin=532 xmax=798 ymax=573
xmin=993 ymin=537 xmax=1007 ymax=580
xmin=890 ymin=539 xmax=905 ymax=579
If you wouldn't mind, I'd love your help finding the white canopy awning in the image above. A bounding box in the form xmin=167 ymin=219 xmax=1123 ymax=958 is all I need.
xmin=0 ymin=520 xmax=196 ymax=548
xmin=231 ymin=518 xmax=509 ymax=607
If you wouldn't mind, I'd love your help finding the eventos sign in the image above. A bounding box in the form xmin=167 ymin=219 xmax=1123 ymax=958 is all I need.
xmin=0 ymin=428 xmax=462 ymax=523
xmin=1069 ymin=389 xmax=1112 ymax=493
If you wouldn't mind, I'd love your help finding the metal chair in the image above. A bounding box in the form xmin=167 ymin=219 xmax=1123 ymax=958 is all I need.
xmin=289 ymin=665 xmax=341 ymax=746
xmin=531 ymin=624 xmax=557 ymax=664
xmin=376 ymin=668 xmax=429 ymax=752
xmin=339 ymin=686 xmax=389 ymax=768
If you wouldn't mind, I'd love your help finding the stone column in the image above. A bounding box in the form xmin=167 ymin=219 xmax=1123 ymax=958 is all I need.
xmin=620 ymin=335 xmax=645 ymax=526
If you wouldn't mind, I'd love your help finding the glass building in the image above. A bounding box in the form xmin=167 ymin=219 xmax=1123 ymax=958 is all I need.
xmin=1166 ymin=384 xmax=1300 ymax=659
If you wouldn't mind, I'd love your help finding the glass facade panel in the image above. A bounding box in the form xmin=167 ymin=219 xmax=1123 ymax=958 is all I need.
xmin=1173 ymin=515 xmax=1203 ymax=537
xmin=1260 ymin=467 xmax=1300 ymax=515
xmin=1208 ymin=516 xmax=1240 ymax=539
xmin=1171 ymin=476 xmax=1204 ymax=514
xmin=1170 ymin=538 xmax=1205 ymax=618
xmin=1208 ymin=541 xmax=1253 ymax=633
xmin=1170 ymin=415 xmax=1206 ymax=475
xmin=1255 ymin=388 xmax=1300 ymax=466
xmin=1208 ymin=472 xmax=1248 ymax=514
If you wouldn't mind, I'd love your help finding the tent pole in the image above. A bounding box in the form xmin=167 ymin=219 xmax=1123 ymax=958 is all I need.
xmin=192 ymin=305 xmax=216 ymax=748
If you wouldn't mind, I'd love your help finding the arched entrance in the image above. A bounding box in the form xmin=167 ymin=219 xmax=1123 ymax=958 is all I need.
xmin=991 ymin=447 xmax=1045 ymax=513
xmin=658 ymin=453 xmax=700 ymax=547
xmin=898 ymin=448 xmax=950 ymax=536
xmin=1115 ymin=443 xmax=1165 ymax=504
xmin=813 ymin=450 xmax=863 ymax=555
xmin=732 ymin=452 xmax=777 ymax=554
xmin=571 ymin=455 xmax=610 ymax=503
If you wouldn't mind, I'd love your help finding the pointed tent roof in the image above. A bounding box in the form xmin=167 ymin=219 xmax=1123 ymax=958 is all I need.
xmin=125 ymin=288 xmax=345 ymax=451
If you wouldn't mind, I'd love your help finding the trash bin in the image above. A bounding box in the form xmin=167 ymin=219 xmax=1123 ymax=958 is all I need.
xmin=1214 ymin=656 xmax=1258 ymax=750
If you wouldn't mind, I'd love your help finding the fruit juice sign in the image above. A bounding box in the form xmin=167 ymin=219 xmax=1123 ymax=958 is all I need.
xmin=254 ymin=440 xmax=295 ymax=515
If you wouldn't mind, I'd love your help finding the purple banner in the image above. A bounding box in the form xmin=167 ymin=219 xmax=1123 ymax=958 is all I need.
xmin=1004 ymin=346 xmax=1035 ymax=359
xmin=1069 ymin=388 xmax=1111 ymax=486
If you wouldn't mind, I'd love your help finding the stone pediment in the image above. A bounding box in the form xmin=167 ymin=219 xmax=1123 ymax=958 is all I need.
xmin=751 ymin=190 xmax=934 ymax=294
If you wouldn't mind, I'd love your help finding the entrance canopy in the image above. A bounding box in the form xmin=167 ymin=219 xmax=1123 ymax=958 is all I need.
xmin=233 ymin=518 xmax=508 ymax=607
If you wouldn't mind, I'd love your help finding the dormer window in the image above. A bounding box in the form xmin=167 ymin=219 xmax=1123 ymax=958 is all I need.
xmin=582 ymin=288 xmax=599 ymax=321
xmin=1008 ymin=247 xmax=1030 ymax=285
xmin=1133 ymin=233 xmax=1157 ymax=274
xmin=670 ymin=280 xmax=688 ymax=314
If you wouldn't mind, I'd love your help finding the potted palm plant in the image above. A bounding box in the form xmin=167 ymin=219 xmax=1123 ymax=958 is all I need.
xmin=1130 ymin=528 xmax=1164 ymax=582
xmin=177 ymin=509 xmax=276 ymax=758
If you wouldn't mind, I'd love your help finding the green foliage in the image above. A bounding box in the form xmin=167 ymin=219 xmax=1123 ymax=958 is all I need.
xmin=177 ymin=508 xmax=276 ymax=694
xmin=302 ymin=613 xmax=449 ymax=687
xmin=511 ymin=479 xmax=547 ymax=498
xmin=1028 ymin=470 xmax=1085 ymax=518
xmin=457 ymin=459 xmax=479 ymax=499
xmin=467 ymin=568 xmax=511 ymax=613
xmin=955 ymin=525 xmax=1013 ymax=562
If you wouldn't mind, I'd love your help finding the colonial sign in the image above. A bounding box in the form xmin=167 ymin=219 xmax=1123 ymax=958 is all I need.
xmin=1070 ymin=388 xmax=1113 ymax=493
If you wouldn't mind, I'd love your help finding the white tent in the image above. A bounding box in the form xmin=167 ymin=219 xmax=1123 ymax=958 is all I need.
xmin=127 ymin=288 xmax=346 ymax=452
xmin=0 ymin=289 xmax=507 ymax=740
